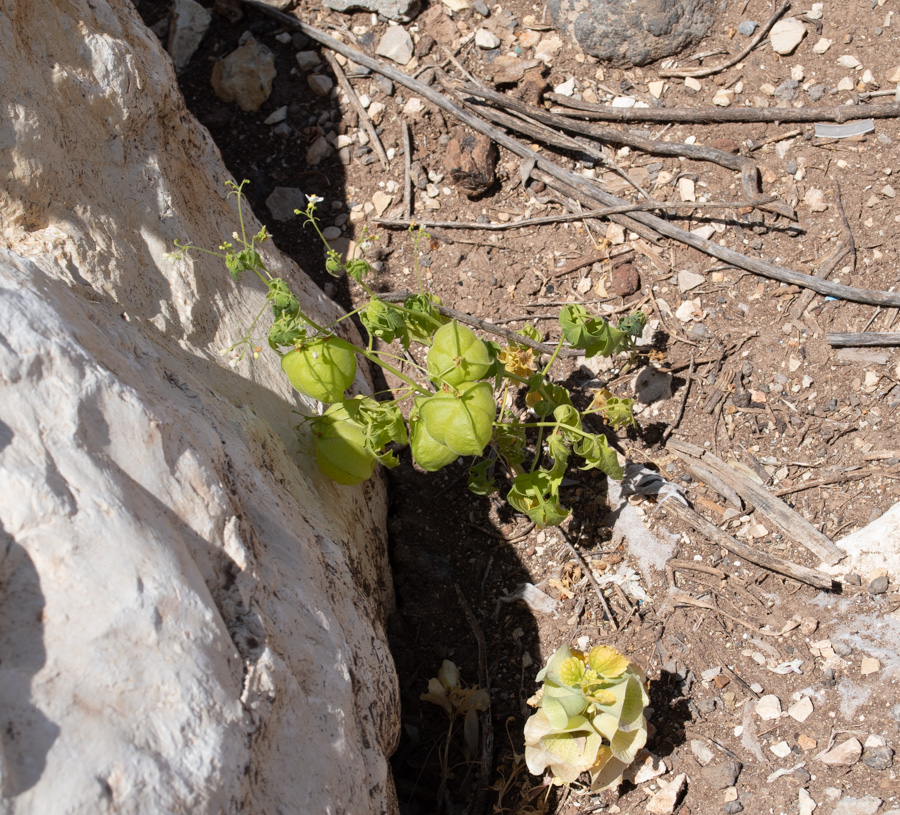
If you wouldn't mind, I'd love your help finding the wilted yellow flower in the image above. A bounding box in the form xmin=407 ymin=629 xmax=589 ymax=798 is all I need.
xmin=498 ymin=345 xmax=536 ymax=377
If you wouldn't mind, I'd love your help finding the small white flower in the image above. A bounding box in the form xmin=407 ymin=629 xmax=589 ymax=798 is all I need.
xmin=228 ymin=357 xmax=239 ymax=368
xmin=306 ymin=194 xmax=324 ymax=204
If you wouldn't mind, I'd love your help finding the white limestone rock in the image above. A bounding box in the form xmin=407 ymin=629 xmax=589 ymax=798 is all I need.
xmin=770 ymin=17 xmax=806 ymax=55
xmin=167 ymin=0 xmax=212 ymax=70
xmin=211 ymin=37 xmax=277 ymax=111
xmin=0 ymin=2 xmax=399 ymax=813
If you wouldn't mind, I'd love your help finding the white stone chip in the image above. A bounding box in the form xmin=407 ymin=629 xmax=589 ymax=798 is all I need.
xmin=474 ymin=28 xmax=500 ymax=49
xmin=788 ymin=696 xmax=814 ymax=722
xmin=756 ymin=694 xmax=782 ymax=720
xmin=813 ymin=37 xmax=833 ymax=54
xmin=375 ymin=26 xmax=414 ymax=65
xmin=837 ymin=55 xmax=862 ymax=69
xmin=770 ymin=17 xmax=807 ymax=55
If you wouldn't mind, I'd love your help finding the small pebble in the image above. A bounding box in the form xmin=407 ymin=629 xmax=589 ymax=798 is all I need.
xmin=845 ymin=573 xmax=862 ymax=586
xmin=738 ymin=20 xmax=758 ymax=36
xmin=868 ymin=575 xmax=889 ymax=594
xmin=724 ymin=803 xmax=744 ymax=815
xmin=862 ymin=745 xmax=894 ymax=770
xmin=890 ymin=703 xmax=900 ymax=722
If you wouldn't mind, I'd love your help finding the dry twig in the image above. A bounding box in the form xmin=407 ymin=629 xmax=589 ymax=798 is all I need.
xmin=659 ymin=0 xmax=791 ymax=79
xmin=322 ymin=50 xmax=388 ymax=168
xmin=243 ymin=2 xmax=900 ymax=310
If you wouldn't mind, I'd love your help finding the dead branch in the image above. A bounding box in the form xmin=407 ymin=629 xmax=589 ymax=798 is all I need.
xmin=453 ymin=80 xmax=794 ymax=220
xmin=659 ymin=0 xmax=791 ymax=79
xmin=661 ymin=500 xmax=837 ymax=591
xmin=322 ymin=51 xmax=388 ymax=168
xmin=243 ymin=1 xmax=900 ymax=310
xmin=546 ymin=99 xmax=900 ymax=125
xmin=827 ymin=331 xmax=900 ymax=347
xmin=667 ymin=438 xmax=845 ymax=565
xmin=773 ymin=468 xmax=869 ymax=496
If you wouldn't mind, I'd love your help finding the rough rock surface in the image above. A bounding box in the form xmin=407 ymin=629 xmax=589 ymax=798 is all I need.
xmin=324 ymin=0 xmax=421 ymax=23
xmin=167 ymin=0 xmax=212 ymax=70
xmin=0 ymin=1 xmax=398 ymax=813
xmin=210 ymin=36 xmax=277 ymax=111
xmin=547 ymin=0 xmax=718 ymax=67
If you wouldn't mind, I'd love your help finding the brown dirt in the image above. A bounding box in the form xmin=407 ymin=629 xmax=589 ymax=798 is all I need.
xmin=138 ymin=1 xmax=900 ymax=813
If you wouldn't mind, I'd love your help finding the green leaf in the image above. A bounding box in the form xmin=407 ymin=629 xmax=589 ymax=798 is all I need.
xmin=225 ymin=247 xmax=263 ymax=280
xmin=403 ymin=293 xmax=447 ymax=346
xmin=341 ymin=396 xmax=407 ymax=464
xmin=361 ymin=298 xmax=409 ymax=347
xmin=537 ymin=644 xmax=576 ymax=686
xmin=588 ymin=747 xmax=629 ymax=792
xmin=616 ymin=310 xmax=647 ymax=338
xmin=467 ymin=460 xmax=497 ymax=496
xmin=542 ymin=685 xmax=589 ymax=729
xmin=507 ymin=470 xmax=569 ymax=528
xmin=281 ymin=338 xmax=357 ymax=403
xmin=427 ymin=321 xmax=492 ymax=386
xmin=559 ymin=304 xmax=628 ymax=358
xmin=345 ymin=257 xmax=370 ymax=283
xmin=494 ymin=423 xmax=526 ymax=466
xmin=608 ymin=717 xmax=647 ymax=763
xmin=517 ymin=323 xmax=542 ymax=343
xmin=573 ymin=433 xmax=623 ymax=480
xmin=558 ymin=657 xmax=585 ymax=687
xmin=587 ymin=646 xmax=629 ymax=679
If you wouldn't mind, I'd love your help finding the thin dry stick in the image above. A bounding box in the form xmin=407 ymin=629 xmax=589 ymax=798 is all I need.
xmin=402 ymin=119 xmax=412 ymax=220
xmin=827 ymin=332 xmax=900 ymax=347
xmin=454 ymin=584 xmax=493 ymax=815
xmin=455 ymin=81 xmax=792 ymax=219
xmin=559 ymin=529 xmax=619 ymax=632
xmin=660 ymin=0 xmax=792 ymax=78
xmin=773 ymin=468 xmax=868 ymax=496
xmin=373 ymin=195 xmax=776 ymax=232
xmin=833 ymin=178 xmax=857 ymax=273
xmin=790 ymin=241 xmax=850 ymax=319
xmin=661 ymin=496 xmax=838 ymax=591
xmin=662 ymin=356 xmax=695 ymax=444
xmin=670 ymin=593 xmax=784 ymax=635
xmin=547 ymin=97 xmax=900 ymax=125
xmin=322 ymin=50 xmax=389 ymax=168
xmin=243 ymin=2 xmax=900 ymax=309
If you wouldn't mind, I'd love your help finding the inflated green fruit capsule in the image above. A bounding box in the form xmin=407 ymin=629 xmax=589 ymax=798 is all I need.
xmin=410 ymin=417 xmax=458 ymax=472
xmin=426 ymin=321 xmax=492 ymax=386
xmin=419 ymin=381 xmax=495 ymax=456
xmin=313 ymin=404 xmax=376 ymax=485
xmin=281 ymin=338 xmax=356 ymax=403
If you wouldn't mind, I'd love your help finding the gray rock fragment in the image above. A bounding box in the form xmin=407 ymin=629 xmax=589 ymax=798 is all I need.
xmin=546 ymin=0 xmax=718 ymax=67
xmin=832 ymin=796 xmax=884 ymax=815
xmin=701 ymin=760 xmax=742 ymax=790
xmin=210 ymin=37 xmax=276 ymax=112
xmin=324 ymin=0 xmax=420 ymax=22
xmin=167 ymin=0 xmax=211 ymax=71
xmin=266 ymin=187 xmax=307 ymax=222
xmin=738 ymin=20 xmax=758 ymax=36
xmin=862 ymin=745 xmax=894 ymax=770
xmin=375 ymin=26 xmax=414 ymax=65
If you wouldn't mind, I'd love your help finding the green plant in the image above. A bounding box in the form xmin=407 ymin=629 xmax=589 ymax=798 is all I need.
xmin=172 ymin=181 xmax=646 ymax=528
xmin=523 ymin=644 xmax=649 ymax=791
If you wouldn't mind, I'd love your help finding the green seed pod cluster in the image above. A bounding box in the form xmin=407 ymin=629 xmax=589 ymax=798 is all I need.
xmin=281 ymin=338 xmax=356 ymax=404
xmin=524 ymin=644 xmax=649 ymax=791
xmin=427 ymin=321 xmax=492 ymax=386
xmin=312 ymin=403 xmax=377 ymax=485
xmin=410 ymin=381 xmax=496 ymax=471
